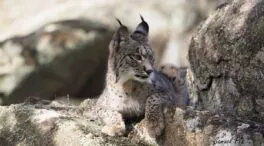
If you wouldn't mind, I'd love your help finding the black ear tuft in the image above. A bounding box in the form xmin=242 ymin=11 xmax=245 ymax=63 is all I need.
xmin=140 ymin=15 xmax=144 ymax=21
xmin=116 ymin=18 xmax=123 ymax=26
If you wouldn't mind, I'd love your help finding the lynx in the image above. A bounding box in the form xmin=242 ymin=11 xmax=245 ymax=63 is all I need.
xmin=95 ymin=16 xmax=180 ymax=140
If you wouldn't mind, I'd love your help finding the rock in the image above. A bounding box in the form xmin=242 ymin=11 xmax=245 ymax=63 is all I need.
xmin=0 ymin=98 xmax=149 ymax=146
xmin=186 ymin=69 xmax=199 ymax=108
xmin=131 ymin=107 xmax=264 ymax=146
xmin=1 ymin=98 xmax=264 ymax=146
xmin=1 ymin=19 xmax=112 ymax=105
xmin=163 ymin=107 xmax=264 ymax=146
xmin=188 ymin=0 xmax=264 ymax=119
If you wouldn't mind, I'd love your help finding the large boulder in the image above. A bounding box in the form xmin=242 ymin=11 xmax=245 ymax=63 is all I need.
xmin=189 ymin=0 xmax=264 ymax=119
xmin=0 ymin=20 xmax=112 ymax=105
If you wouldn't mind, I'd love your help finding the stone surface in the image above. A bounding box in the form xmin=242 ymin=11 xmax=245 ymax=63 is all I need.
xmin=125 ymin=106 xmax=264 ymax=146
xmin=162 ymin=107 xmax=264 ymax=146
xmin=0 ymin=97 xmax=149 ymax=146
xmin=189 ymin=0 xmax=264 ymax=119
xmin=1 ymin=98 xmax=264 ymax=146
xmin=0 ymin=20 xmax=111 ymax=105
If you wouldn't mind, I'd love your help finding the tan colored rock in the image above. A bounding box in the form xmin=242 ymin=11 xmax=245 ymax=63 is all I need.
xmin=0 ymin=98 xmax=149 ymax=146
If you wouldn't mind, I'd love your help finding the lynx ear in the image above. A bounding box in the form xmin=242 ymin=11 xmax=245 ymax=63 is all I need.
xmin=112 ymin=18 xmax=129 ymax=42
xmin=131 ymin=15 xmax=149 ymax=42
xmin=109 ymin=19 xmax=129 ymax=57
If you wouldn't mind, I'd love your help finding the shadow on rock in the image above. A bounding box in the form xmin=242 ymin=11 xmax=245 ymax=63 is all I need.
xmin=0 ymin=19 xmax=112 ymax=105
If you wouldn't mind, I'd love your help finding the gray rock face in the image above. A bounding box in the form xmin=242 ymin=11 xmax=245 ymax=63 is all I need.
xmin=189 ymin=0 xmax=264 ymax=119
xmin=0 ymin=20 xmax=112 ymax=105
xmin=162 ymin=108 xmax=264 ymax=146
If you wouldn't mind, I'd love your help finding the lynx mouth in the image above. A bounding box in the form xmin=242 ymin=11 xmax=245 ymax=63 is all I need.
xmin=135 ymin=74 xmax=149 ymax=79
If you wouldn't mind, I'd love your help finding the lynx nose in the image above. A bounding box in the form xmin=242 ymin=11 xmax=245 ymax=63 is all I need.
xmin=146 ymin=69 xmax=153 ymax=75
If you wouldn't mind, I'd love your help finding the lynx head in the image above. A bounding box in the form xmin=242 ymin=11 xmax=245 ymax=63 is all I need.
xmin=109 ymin=16 xmax=154 ymax=84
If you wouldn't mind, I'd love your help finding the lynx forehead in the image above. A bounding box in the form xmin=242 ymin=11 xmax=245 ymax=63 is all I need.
xmin=109 ymin=16 xmax=154 ymax=84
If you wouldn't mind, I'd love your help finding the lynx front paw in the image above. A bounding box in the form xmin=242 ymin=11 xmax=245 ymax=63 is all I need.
xmin=146 ymin=117 xmax=164 ymax=138
xmin=101 ymin=122 xmax=126 ymax=136
xmin=129 ymin=119 xmax=157 ymax=145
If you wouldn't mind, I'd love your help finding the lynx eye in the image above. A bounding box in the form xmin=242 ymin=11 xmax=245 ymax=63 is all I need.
xmin=129 ymin=55 xmax=142 ymax=61
xmin=134 ymin=55 xmax=142 ymax=61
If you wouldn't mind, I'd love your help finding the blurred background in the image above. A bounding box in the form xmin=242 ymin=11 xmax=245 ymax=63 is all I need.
xmin=0 ymin=0 xmax=221 ymax=105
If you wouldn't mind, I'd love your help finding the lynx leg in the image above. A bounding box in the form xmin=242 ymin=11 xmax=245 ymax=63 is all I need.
xmin=97 ymin=108 xmax=126 ymax=136
xmin=145 ymin=95 xmax=165 ymax=138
